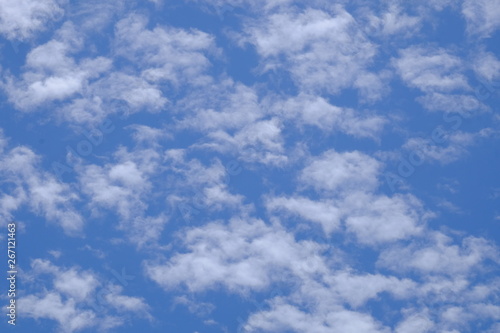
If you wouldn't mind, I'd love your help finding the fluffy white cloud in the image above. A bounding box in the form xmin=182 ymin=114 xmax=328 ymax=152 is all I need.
xmin=417 ymin=92 xmax=488 ymax=114
xmin=0 ymin=136 xmax=83 ymax=235
xmin=76 ymin=145 xmax=168 ymax=246
xmin=266 ymin=196 xmax=342 ymax=234
xmin=66 ymin=0 xmax=125 ymax=32
xmin=144 ymin=213 xmax=421 ymax=332
xmin=19 ymin=259 xmax=149 ymax=333
xmin=473 ymin=51 xmax=500 ymax=82
xmin=342 ymin=192 xmax=425 ymax=244
xmin=378 ymin=231 xmax=499 ymax=275
xmin=176 ymin=79 xmax=264 ymax=132
xmin=20 ymin=293 xmax=97 ymax=333
xmin=90 ymin=72 xmax=167 ymax=111
xmin=1 ymin=2 xmax=499 ymax=332
xmin=402 ymin=129 xmax=494 ymax=164
xmin=299 ymin=150 xmax=381 ymax=193
xmin=244 ymin=302 xmax=390 ymax=333
xmin=264 ymin=149 xmax=429 ymax=244
xmin=242 ymin=271 xmax=403 ymax=333
xmin=0 ymin=0 xmax=65 ymax=40
xmin=126 ymin=124 xmax=171 ymax=145
xmin=203 ymin=117 xmax=287 ymax=165
xmin=175 ymin=79 xmax=288 ymax=165
xmin=240 ymin=236 xmax=499 ymax=332
xmin=114 ymin=14 xmax=216 ymax=86
xmin=274 ymin=94 xmax=386 ymax=138
xmin=3 ymin=15 xmax=193 ymax=123
xmin=324 ymin=271 xmax=416 ymax=308
xmin=189 ymin=0 xmax=293 ymax=12
xmin=31 ymin=259 xmax=99 ymax=301
xmin=462 ymin=0 xmax=500 ymax=37
xmin=360 ymin=4 xmax=422 ymax=37
xmin=163 ymin=149 xmax=247 ymax=216
xmin=145 ymin=217 xmax=328 ymax=292
xmin=79 ymin=161 xmax=149 ymax=219
xmin=267 ymin=192 xmax=426 ymax=244
xmin=243 ymin=7 xmax=382 ymax=98
xmin=395 ymin=312 xmax=435 ymax=333
xmin=393 ymin=46 xmax=469 ymax=93
xmin=3 ymin=22 xmax=112 ymax=112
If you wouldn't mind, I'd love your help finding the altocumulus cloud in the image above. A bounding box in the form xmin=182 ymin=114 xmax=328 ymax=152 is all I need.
xmin=0 ymin=0 xmax=499 ymax=332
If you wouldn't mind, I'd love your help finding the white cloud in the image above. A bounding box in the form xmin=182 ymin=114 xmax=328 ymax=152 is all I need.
xmin=175 ymin=79 xmax=288 ymax=165
xmin=144 ymin=138 xmax=498 ymax=330
xmin=3 ymin=22 xmax=112 ymax=112
xmin=403 ymin=129 xmax=494 ymax=164
xmin=66 ymin=0 xmax=124 ymax=32
xmin=395 ymin=312 xmax=435 ymax=333
xmin=89 ymin=72 xmax=168 ymax=112
xmin=420 ymin=0 xmax=456 ymax=11
xmin=145 ymin=217 xmax=328 ymax=292
xmin=267 ymin=192 xmax=426 ymax=244
xmin=202 ymin=117 xmax=287 ymax=165
xmin=114 ymin=14 xmax=216 ymax=86
xmin=76 ymin=145 xmax=169 ymax=246
xmin=126 ymin=215 xmax=168 ymax=248
xmin=145 ymin=210 xmax=421 ymax=330
xmin=267 ymin=192 xmax=425 ymax=244
xmin=378 ymin=232 xmax=499 ymax=275
xmin=19 ymin=259 xmax=149 ymax=333
xmin=325 ymin=271 xmax=416 ymax=308
xmin=469 ymin=303 xmax=500 ymax=320
xmin=2 ymin=2 xmax=499 ymax=333
xmin=176 ymin=79 xmax=264 ymax=132
xmin=54 ymin=268 xmax=99 ymax=301
xmin=79 ymin=163 xmax=147 ymax=219
xmin=30 ymin=259 xmax=99 ymax=298
xmin=393 ymin=46 xmax=469 ymax=93
xmin=342 ymin=192 xmax=425 ymax=244
xmin=240 ymin=250 xmax=499 ymax=332
xmin=172 ymin=296 xmax=215 ymax=316
xmin=264 ymin=149 xmax=429 ymax=244
xmin=77 ymin=146 xmax=158 ymax=217
xmin=126 ymin=124 xmax=171 ymax=145
xmin=462 ymin=0 xmax=500 ymax=37
xmin=394 ymin=297 xmax=500 ymax=333
xmin=417 ymin=93 xmax=488 ymax=114
xmin=20 ymin=293 xmax=96 ymax=333
xmin=163 ymin=150 xmax=247 ymax=216
xmin=0 ymin=141 xmax=83 ymax=235
xmin=361 ymin=4 xmax=422 ymax=37
xmin=299 ymin=150 xmax=381 ymax=194
xmin=266 ymin=196 xmax=341 ymax=234
xmin=189 ymin=0 xmax=293 ymax=12
xmin=0 ymin=0 xmax=65 ymax=40
xmin=104 ymin=285 xmax=150 ymax=314
xmin=473 ymin=51 xmax=500 ymax=82
xmin=244 ymin=300 xmax=390 ymax=333
xmin=275 ymin=94 xmax=386 ymax=138
xmin=2 ymin=17 xmax=177 ymax=124
xmin=243 ymin=7 xmax=382 ymax=98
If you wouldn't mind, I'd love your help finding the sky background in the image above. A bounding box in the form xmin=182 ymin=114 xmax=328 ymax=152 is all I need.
xmin=0 ymin=0 xmax=499 ymax=332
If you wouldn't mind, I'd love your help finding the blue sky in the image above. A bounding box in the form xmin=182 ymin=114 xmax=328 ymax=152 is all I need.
xmin=0 ymin=0 xmax=499 ymax=332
